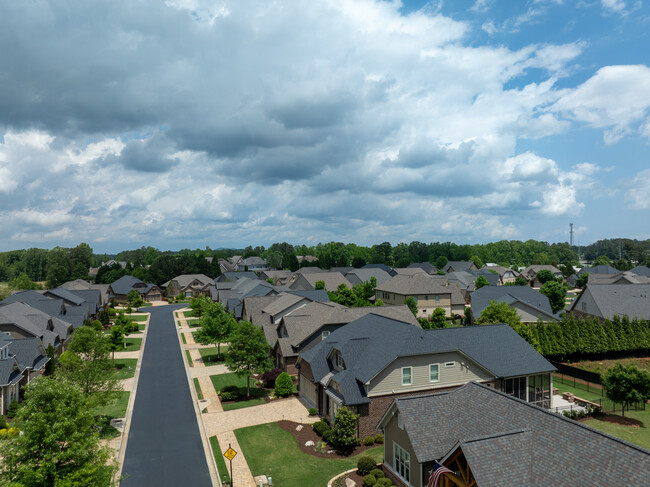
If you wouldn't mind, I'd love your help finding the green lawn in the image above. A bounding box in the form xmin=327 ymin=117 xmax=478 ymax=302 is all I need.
xmin=199 ymin=346 xmax=229 ymax=364
xmin=209 ymin=436 xmax=231 ymax=485
xmin=119 ymin=337 xmax=142 ymax=352
xmin=181 ymin=333 xmax=187 ymax=344
xmin=95 ymin=415 xmax=121 ymax=439
xmin=210 ymin=373 xmax=268 ymax=411
xmin=187 ymin=319 xmax=201 ymax=327
xmin=114 ymin=358 xmax=138 ymax=379
xmin=570 ymin=357 xmax=650 ymax=376
xmin=554 ymin=380 xmax=650 ymax=450
xmin=186 ymin=350 xmax=194 ymax=367
xmin=193 ymin=378 xmax=204 ymax=400
xmin=235 ymin=422 xmax=383 ymax=487
xmin=93 ymin=391 xmax=131 ymax=418
xmin=129 ymin=314 xmax=149 ymax=322
xmin=183 ymin=311 xmax=196 ymax=318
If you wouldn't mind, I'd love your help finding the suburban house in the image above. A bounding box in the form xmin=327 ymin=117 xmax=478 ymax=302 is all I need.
xmin=59 ymin=279 xmax=110 ymax=308
xmin=107 ymin=275 xmax=162 ymax=303
xmin=345 ymin=268 xmax=392 ymax=287
xmin=289 ymin=271 xmax=352 ymax=292
xmin=521 ymin=265 xmax=563 ymax=287
xmin=569 ymin=283 xmax=650 ymax=321
xmin=297 ymin=317 xmax=555 ymax=438
xmin=297 ymin=255 xmax=319 ymax=265
xmin=375 ymin=274 xmax=465 ymax=319
xmin=363 ymin=263 xmax=396 ymax=276
xmin=407 ymin=262 xmax=437 ymax=275
xmin=218 ymin=258 xmax=236 ymax=274
xmin=630 ymin=265 xmax=650 ymax=277
xmin=236 ymin=256 xmax=269 ymax=272
xmin=377 ymin=382 xmax=649 ymax=487
xmin=0 ymin=301 xmax=72 ymax=353
xmin=215 ymin=271 xmax=258 ymax=282
xmin=442 ymin=261 xmax=478 ymax=274
xmin=470 ymin=286 xmax=558 ymax=324
xmin=484 ymin=264 xmax=520 ymax=284
xmin=587 ymin=271 xmax=650 ymax=285
xmin=568 ymin=264 xmax=623 ymax=287
xmin=271 ymin=304 xmax=417 ymax=374
xmin=258 ymin=270 xmax=294 ymax=286
xmin=392 ymin=268 xmax=428 ymax=277
xmin=242 ymin=290 xmax=330 ymax=325
xmin=161 ymin=274 xmax=214 ymax=298
xmin=2 ymin=290 xmax=90 ymax=329
xmin=214 ymin=277 xmax=281 ymax=319
xmin=446 ymin=271 xmax=493 ymax=299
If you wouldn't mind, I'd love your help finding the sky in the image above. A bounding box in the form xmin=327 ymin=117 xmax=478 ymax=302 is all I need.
xmin=0 ymin=0 xmax=648 ymax=253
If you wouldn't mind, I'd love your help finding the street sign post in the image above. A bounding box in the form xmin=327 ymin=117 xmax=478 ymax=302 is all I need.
xmin=224 ymin=444 xmax=237 ymax=487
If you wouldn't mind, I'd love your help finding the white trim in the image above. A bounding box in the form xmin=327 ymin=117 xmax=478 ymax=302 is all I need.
xmin=392 ymin=441 xmax=412 ymax=486
xmin=429 ymin=363 xmax=440 ymax=383
xmin=401 ymin=366 xmax=412 ymax=386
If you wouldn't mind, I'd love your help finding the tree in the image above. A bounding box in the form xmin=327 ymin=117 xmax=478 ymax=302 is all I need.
xmin=593 ymin=255 xmax=611 ymax=266
xmin=476 ymin=300 xmax=521 ymax=328
xmin=314 ymin=280 xmax=326 ymax=290
xmin=505 ymin=275 xmax=528 ymax=286
xmin=470 ymin=255 xmax=484 ymax=269
xmin=536 ymin=269 xmax=557 ymax=285
xmin=107 ymin=325 xmax=125 ymax=360
xmin=474 ymin=275 xmax=490 ymax=289
xmin=405 ymin=296 xmax=418 ymax=317
xmin=265 ymin=251 xmax=282 ymax=270
xmin=435 ymin=255 xmax=448 ymax=271
xmin=44 ymin=344 xmax=56 ymax=376
xmin=0 ymin=376 xmax=118 ymax=486
xmin=225 ymin=321 xmax=272 ymax=398
xmin=195 ymin=302 xmax=236 ymax=360
xmin=126 ymin=289 xmax=143 ymax=309
xmin=8 ymin=272 xmax=41 ymax=291
xmin=576 ymin=272 xmax=589 ymax=288
xmin=602 ymin=364 xmax=650 ymax=417
xmin=45 ymin=247 xmax=71 ymax=288
xmin=430 ymin=307 xmax=447 ymax=329
xmin=56 ymin=327 xmax=120 ymax=406
xmin=274 ymin=372 xmax=294 ymax=398
xmin=351 ymin=256 xmax=366 ymax=268
xmin=328 ymin=407 xmax=360 ymax=453
xmin=539 ymin=280 xmax=567 ymax=314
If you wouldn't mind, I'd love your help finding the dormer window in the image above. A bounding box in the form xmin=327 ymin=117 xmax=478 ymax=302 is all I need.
xmin=336 ymin=352 xmax=345 ymax=369
xmin=322 ymin=331 xmax=330 ymax=340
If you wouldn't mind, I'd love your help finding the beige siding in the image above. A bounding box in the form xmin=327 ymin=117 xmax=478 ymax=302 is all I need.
xmin=512 ymin=302 xmax=553 ymax=323
xmin=384 ymin=412 xmax=421 ymax=487
xmin=368 ymin=352 xmax=494 ymax=397
xmin=574 ymin=289 xmax=602 ymax=318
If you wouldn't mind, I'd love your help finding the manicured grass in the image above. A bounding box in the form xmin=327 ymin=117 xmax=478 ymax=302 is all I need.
xmin=187 ymin=319 xmax=201 ymax=327
xmin=186 ymin=350 xmax=194 ymax=367
xmin=183 ymin=311 xmax=196 ymax=318
xmin=129 ymin=314 xmax=149 ymax=322
xmin=209 ymin=436 xmax=231 ymax=485
xmin=119 ymin=337 xmax=142 ymax=352
xmin=193 ymin=378 xmax=204 ymax=400
xmin=199 ymin=346 xmax=229 ymax=363
xmin=210 ymin=373 xmax=268 ymax=411
xmin=114 ymin=358 xmax=138 ymax=379
xmin=96 ymin=415 xmax=121 ymax=439
xmin=93 ymin=391 xmax=131 ymax=418
xmin=570 ymin=357 xmax=650 ymax=376
xmin=554 ymin=380 xmax=650 ymax=450
xmin=181 ymin=333 xmax=187 ymax=344
xmin=235 ymin=422 xmax=383 ymax=487
xmin=554 ymin=375 xmax=603 ymax=401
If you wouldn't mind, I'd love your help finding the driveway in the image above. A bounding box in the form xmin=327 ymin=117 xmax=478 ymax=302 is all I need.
xmin=120 ymin=305 xmax=213 ymax=486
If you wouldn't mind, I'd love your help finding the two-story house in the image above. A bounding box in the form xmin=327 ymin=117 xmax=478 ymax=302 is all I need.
xmin=470 ymin=285 xmax=558 ymax=324
xmin=569 ymin=283 xmax=650 ymax=321
xmin=375 ymin=274 xmax=465 ymax=319
xmin=161 ymin=274 xmax=214 ymax=298
xmin=297 ymin=315 xmax=555 ymax=438
xmin=107 ymin=275 xmax=162 ymax=303
xmin=521 ymin=265 xmax=563 ymax=288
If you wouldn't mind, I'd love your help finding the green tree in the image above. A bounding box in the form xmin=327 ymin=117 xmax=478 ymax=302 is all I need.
xmin=430 ymin=307 xmax=447 ymax=329
xmin=314 ymin=280 xmax=326 ymax=290
xmin=602 ymin=364 xmax=650 ymax=417
xmin=470 ymin=255 xmax=484 ymax=269
xmin=56 ymin=327 xmax=119 ymax=406
xmin=265 ymin=251 xmax=283 ymax=270
xmin=0 ymin=376 xmax=118 ymax=487
xmin=195 ymin=302 xmax=236 ymax=360
xmin=45 ymin=247 xmax=71 ymax=288
xmin=126 ymin=289 xmax=143 ymax=309
xmin=593 ymin=255 xmax=611 ymax=266
xmin=576 ymin=272 xmax=589 ymax=288
xmin=476 ymin=300 xmax=521 ymax=328
xmin=274 ymin=372 xmax=294 ymax=398
xmin=107 ymin=325 xmax=125 ymax=360
xmin=405 ymin=296 xmax=418 ymax=317
xmin=539 ymin=280 xmax=567 ymax=314
xmin=536 ymin=269 xmax=557 ymax=285
xmin=44 ymin=344 xmax=56 ymax=376
xmin=474 ymin=275 xmax=490 ymax=289
xmin=435 ymin=255 xmax=448 ymax=271
xmin=328 ymin=407 xmax=360 ymax=453
xmin=8 ymin=272 xmax=41 ymax=291
xmin=225 ymin=321 xmax=272 ymax=398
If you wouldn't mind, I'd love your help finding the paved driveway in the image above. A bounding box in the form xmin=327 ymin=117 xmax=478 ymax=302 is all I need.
xmin=120 ymin=305 xmax=213 ymax=486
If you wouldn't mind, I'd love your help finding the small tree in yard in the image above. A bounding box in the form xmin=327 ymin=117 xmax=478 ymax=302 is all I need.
xmin=328 ymin=407 xmax=360 ymax=453
xmin=430 ymin=307 xmax=447 ymax=329
xmin=108 ymin=325 xmax=125 ymax=360
xmin=126 ymin=289 xmax=143 ymax=310
xmin=195 ymin=301 xmax=235 ymax=360
xmin=225 ymin=321 xmax=272 ymax=398
xmin=603 ymin=364 xmax=650 ymax=417
xmin=314 ymin=280 xmax=326 ymax=290
xmin=476 ymin=300 xmax=541 ymax=352
xmin=405 ymin=296 xmax=418 ymax=317
xmin=539 ymin=280 xmax=567 ymax=314
xmin=576 ymin=272 xmax=589 ymax=288
xmin=536 ymin=269 xmax=557 ymax=285
xmin=274 ymin=372 xmax=294 ymax=398
xmin=474 ymin=275 xmax=490 ymax=289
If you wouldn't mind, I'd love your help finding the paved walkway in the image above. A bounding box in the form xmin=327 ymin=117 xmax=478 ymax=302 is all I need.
xmin=120 ymin=305 xmax=215 ymax=486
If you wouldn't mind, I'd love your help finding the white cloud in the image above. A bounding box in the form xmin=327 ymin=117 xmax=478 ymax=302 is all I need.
xmin=601 ymin=0 xmax=626 ymax=13
xmin=624 ymin=169 xmax=650 ymax=209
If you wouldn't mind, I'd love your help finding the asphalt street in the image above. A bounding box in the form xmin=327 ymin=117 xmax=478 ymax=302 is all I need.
xmin=120 ymin=304 xmax=213 ymax=486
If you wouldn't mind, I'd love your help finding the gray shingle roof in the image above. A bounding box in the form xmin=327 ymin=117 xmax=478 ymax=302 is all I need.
xmin=9 ymin=337 xmax=48 ymax=371
xmin=300 ymin=317 xmax=554 ymax=406
xmin=630 ymin=265 xmax=650 ymax=277
xmin=0 ymin=302 xmax=71 ymax=349
xmin=0 ymin=357 xmax=23 ymax=386
xmin=577 ymin=264 xmax=619 ymax=275
xmin=470 ymin=286 xmax=557 ymax=321
xmin=443 ymin=261 xmax=477 ymax=273
xmin=44 ymin=288 xmax=85 ymax=306
xmin=573 ymin=283 xmax=650 ymax=319
xmin=376 ymin=274 xmax=465 ymax=305
xmin=108 ymin=275 xmax=159 ymax=296
xmin=385 ymin=382 xmax=650 ymax=485
xmin=344 ymin=268 xmax=391 ymax=287
xmin=162 ymin=274 xmax=214 ymax=289
xmin=291 ymin=272 xmax=352 ymax=292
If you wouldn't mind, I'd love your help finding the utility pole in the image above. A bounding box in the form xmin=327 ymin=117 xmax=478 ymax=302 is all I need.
xmin=569 ymin=223 xmax=574 ymax=247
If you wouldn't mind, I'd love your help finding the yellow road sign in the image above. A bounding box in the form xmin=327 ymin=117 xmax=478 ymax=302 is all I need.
xmin=224 ymin=447 xmax=237 ymax=461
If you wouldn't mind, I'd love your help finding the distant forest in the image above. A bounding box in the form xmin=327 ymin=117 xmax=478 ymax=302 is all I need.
xmin=0 ymin=238 xmax=649 ymax=290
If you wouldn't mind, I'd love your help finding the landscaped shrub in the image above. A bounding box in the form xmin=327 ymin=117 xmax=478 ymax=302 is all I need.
xmin=0 ymin=429 xmax=7 ymax=439
xmin=7 ymin=400 xmax=19 ymax=419
xmin=322 ymin=417 xmax=330 ymax=426
xmin=260 ymin=368 xmax=282 ymax=387
xmin=312 ymin=420 xmax=331 ymax=437
xmin=308 ymin=407 xmax=318 ymax=416
xmin=0 ymin=416 xmax=7 ymax=430
xmin=375 ymin=478 xmax=393 ymax=487
xmin=219 ymin=385 xmax=240 ymax=401
xmin=7 ymin=427 xmax=20 ymax=438
xmin=362 ymin=474 xmax=377 ymax=487
xmin=357 ymin=455 xmax=377 ymax=476
xmin=274 ymin=372 xmax=294 ymax=398
xmin=329 ymin=407 xmax=360 ymax=453
xmin=369 ymin=469 xmax=385 ymax=479
xmin=363 ymin=436 xmax=375 ymax=446
xmin=322 ymin=429 xmax=333 ymax=444
xmin=374 ymin=433 xmax=384 ymax=444
xmin=108 ymin=308 xmax=117 ymax=317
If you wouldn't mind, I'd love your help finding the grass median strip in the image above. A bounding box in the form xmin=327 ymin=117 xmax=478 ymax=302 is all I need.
xmin=209 ymin=436 xmax=231 ymax=485
xmin=193 ymin=378 xmax=204 ymax=400
xmin=114 ymin=358 xmax=138 ymax=379
xmin=186 ymin=349 xmax=194 ymax=367
xmin=128 ymin=314 xmax=149 ymax=322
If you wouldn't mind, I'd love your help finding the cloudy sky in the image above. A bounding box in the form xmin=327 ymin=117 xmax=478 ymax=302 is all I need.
xmin=0 ymin=0 xmax=649 ymax=253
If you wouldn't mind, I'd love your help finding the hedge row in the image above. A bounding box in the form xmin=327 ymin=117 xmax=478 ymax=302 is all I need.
xmin=529 ymin=314 xmax=650 ymax=359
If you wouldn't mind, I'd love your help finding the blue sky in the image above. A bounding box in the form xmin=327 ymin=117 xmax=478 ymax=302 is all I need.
xmin=0 ymin=0 xmax=648 ymax=253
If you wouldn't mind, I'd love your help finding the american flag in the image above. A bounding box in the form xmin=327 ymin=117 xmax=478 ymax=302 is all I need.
xmin=427 ymin=460 xmax=453 ymax=487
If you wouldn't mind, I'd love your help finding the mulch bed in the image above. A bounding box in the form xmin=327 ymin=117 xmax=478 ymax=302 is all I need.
xmin=278 ymin=420 xmax=381 ymax=459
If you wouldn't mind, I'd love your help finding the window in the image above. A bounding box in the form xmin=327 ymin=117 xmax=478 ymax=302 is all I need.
xmin=401 ymin=367 xmax=412 ymax=386
xmin=430 ymin=364 xmax=439 ymax=382
xmin=435 ymin=295 xmax=440 ymax=302
xmin=445 ymin=362 xmax=455 ymax=367
xmin=503 ymin=377 xmax=527 ymax=401
xmin=336 ymin=353 xmax=345 ymax=369
xmin=322 ymin=331 xmax=330 ymax=340
xmin=393 ymin=443 xmax=410 ymax=483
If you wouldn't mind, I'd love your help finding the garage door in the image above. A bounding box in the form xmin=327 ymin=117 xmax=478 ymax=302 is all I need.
xmin=300 ymin=375 xmax=317 ymax=408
